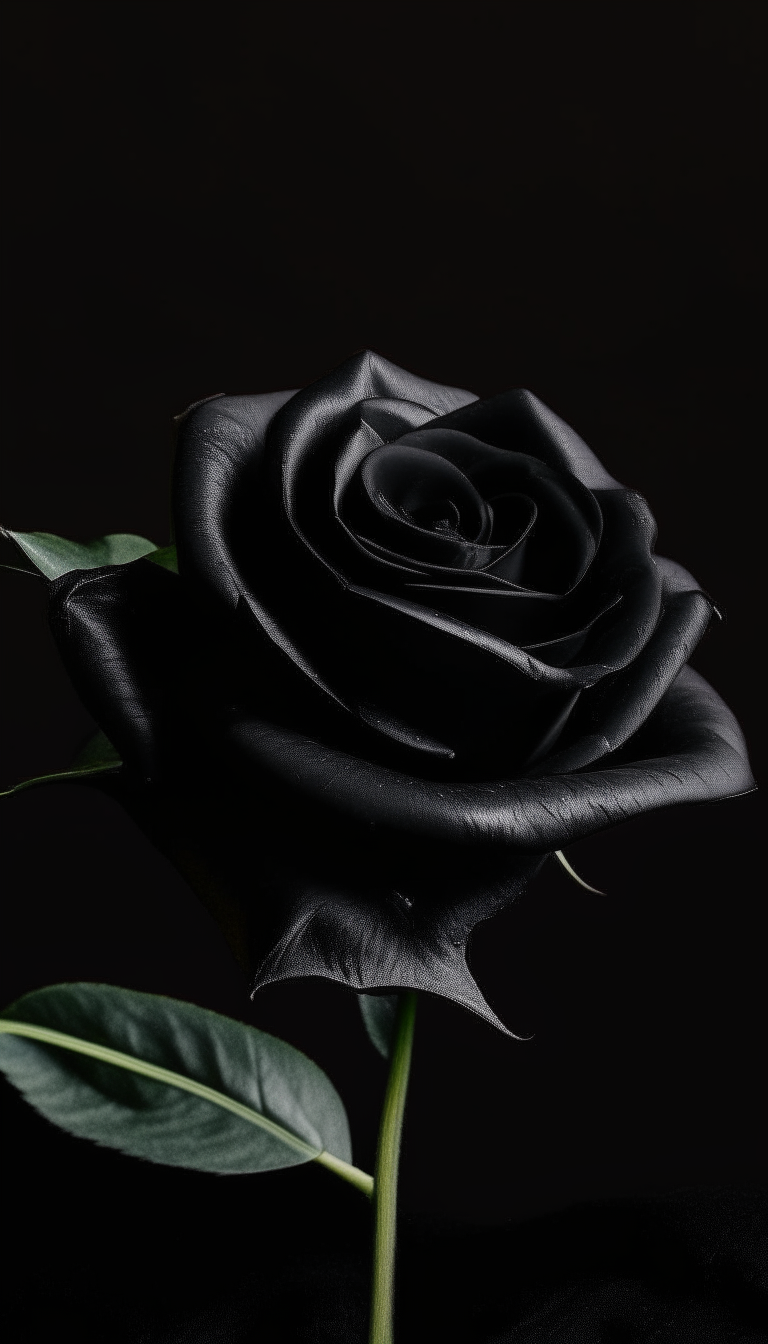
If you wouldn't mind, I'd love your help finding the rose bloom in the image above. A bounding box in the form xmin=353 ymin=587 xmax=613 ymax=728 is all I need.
xmin=48 ymin=353 xmax=753 ymax=1031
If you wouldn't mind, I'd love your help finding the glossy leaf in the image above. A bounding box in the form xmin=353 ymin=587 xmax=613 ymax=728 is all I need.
xmin=2 ymin=528 xmax=157 ymax=579
xmin=0 ymin=983 xmax=358 ymax=1177
xmin=359 ymin=993 xmax=400 ymax=1059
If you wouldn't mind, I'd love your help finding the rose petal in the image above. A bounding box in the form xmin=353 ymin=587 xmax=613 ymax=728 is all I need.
xmin=172 ymin=359 xmax=479 ymax=737
xmin=48 ymin=560 xmax=186 ymax=781
xmin=434 ymin=387 xmax=621 ymax=491
xmin=399 ymin=428 xmax=604 ymax=592
xmin=536 ymin=559 xmax=715 ymax=772
xmin=226 ymin=666 xmax=753 ymax=852
xmin=348 ymin=442 xmax=496 ymax=566
xmin=278 ymin=350 xmax=477 ymax=526
xmin=340 ymin=582 xmax=582 ymax=768
xmin=174 ymin=390 xmax=297 ymax=609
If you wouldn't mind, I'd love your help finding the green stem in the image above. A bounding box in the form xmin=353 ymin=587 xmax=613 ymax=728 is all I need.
xmin=368 ymin=991 xmax=417 ymax=1344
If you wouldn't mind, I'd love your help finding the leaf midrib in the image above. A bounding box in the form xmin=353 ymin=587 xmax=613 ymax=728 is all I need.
xmin=0 ymin=1019 xmax=318 ymax=1153
xmin=0 ymin=1019 xmax=373 ymax=1196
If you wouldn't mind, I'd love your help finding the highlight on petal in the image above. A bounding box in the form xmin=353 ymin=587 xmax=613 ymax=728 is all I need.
xmin=173 ymin=389 xmax=298 ymax=608
xmin=224 ymin=666 xmax=754 ymax=854
xmin=48 ymin=559 xmax=188 ymax=780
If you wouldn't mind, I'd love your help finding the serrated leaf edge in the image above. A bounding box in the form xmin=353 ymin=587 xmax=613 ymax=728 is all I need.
xmin=0 ymin=1019 xmax=373 ymax=1196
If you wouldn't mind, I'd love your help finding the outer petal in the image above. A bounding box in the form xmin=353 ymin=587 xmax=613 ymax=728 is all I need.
xmin=224 ymin=666 xmax=754 ymax=852
xmin=174 ymin=389 xmax=297 ymax=610
xmin=48 ymin=560 xmax=186 ymax=780
xmin=537 ymin=557 xmax=714 ymax=774
xmin=433 ymin=387 xmax=621 ymax=490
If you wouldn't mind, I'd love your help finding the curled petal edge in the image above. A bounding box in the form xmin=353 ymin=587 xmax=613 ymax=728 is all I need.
xmin=224 ymin=666 xmax=755 ymax=854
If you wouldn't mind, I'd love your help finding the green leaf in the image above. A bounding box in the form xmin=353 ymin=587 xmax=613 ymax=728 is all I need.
xmin=0 ymin=731 xmax=122 ymax=799
xmin=144 ymin=544 xmax=179 ymax=573
xmin=71 ymin=729 xmax=122 ymax=771
xmin=1 ymin=528 xmax=158 ymax=579
xmin=358 ymin=993 xmax=400 ymax=1059
xmin=0 ymin=984 xmax=368 ymax=1186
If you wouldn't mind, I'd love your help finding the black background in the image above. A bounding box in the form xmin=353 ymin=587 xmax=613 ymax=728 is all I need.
xmin=1 ymin=4 xmax=765 ymax=1341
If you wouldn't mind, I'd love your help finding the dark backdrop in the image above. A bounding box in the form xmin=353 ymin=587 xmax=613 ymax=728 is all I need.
xmin=1 ymin=4 xmax=765 ymax=1341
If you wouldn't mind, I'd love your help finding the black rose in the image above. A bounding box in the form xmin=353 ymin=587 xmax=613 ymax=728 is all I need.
xmin=47 ymin=353 xmax=753 ymax=1032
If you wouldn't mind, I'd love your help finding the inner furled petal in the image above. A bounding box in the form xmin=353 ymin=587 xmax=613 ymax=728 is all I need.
xmin=342 ymin=490 xmax=537 ymax=582
xmin=344 ymin=443 xmax=520 ymax=572
xmin=484 ymin=492 xmax=537 ymax=546
xmin=362 ymin=444 xmax=490 ymax=541
xmin=393 ymin=428 xmax=604 ymax=593
xmin=331 ymin=398 xmax=440 ymax=516
xmin=345 ymin=523 xmax=534 ymax=584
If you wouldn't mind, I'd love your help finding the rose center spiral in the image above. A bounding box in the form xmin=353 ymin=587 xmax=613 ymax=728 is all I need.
xmin=406 ymin=496 xmax=462 ymax=535
xmin=359 ymin=444 xmax=492 ymax=546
